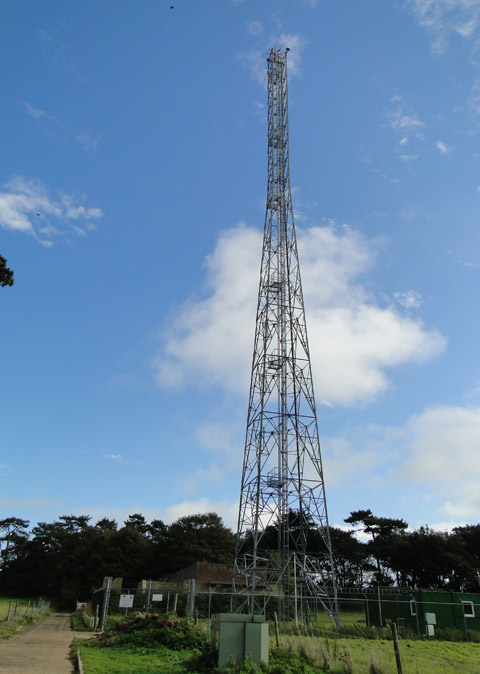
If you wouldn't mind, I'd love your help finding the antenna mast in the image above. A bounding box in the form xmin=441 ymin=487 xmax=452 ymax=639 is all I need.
xmin=232 ymin=47 xmax=338 ymax=624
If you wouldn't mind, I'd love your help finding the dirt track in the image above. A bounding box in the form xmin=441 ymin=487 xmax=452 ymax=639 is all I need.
xmin=0 ymin=613 xmax=75 ymax=673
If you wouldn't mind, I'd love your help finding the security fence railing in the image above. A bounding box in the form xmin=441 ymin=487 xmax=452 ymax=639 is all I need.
xmin=89 ymin=579 xmax=480 ymax=642
xmin=5 ymin=598 xmax=50 ymax=621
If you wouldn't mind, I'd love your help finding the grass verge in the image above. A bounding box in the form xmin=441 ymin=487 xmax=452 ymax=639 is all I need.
xmin=75 ymin=613 xmax=480 ymax=674
xmin=0 ymin=596 xmax=53 ymax=642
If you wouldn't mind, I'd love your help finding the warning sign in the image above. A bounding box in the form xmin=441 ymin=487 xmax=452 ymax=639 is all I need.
xmin=119 ymin=594 xmax=134 ymax=608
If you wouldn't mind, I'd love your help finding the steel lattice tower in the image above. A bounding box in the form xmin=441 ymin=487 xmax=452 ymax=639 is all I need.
xmin=232 ymin=48 xmax=338 ymax=625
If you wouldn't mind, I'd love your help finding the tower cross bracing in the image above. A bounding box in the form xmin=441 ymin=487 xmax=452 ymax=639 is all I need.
xmin=232 ymin=47 xmax=338 ymax=624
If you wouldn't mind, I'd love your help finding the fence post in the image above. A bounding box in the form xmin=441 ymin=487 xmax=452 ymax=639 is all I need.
xmin=100 ymin=577 xmax=112 ymax=631
xmin=390 ymin=622 xmax=403 ymax=674
xmin=187 ymin=579 xmax=195 ymax=622
xmin=146 ymin=579 xmax=152 ymax=615
xmin=377 ymin=587 xmax=382 ymax=626
xmin=6 ymin=599 xmax=12 ymax=622
xmin=273 ymin=612 xmax=280 ymax=647
xmin=173 ymin=592 xmax=178 ymax=613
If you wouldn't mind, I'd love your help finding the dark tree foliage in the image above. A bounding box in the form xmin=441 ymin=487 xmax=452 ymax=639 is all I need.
xmin=158 ymin=512 xmax=235 ymax=576
xmin=0 ymin=255 xmax=14 ymax=287
xmin=344 ymin=509 xmax=408 ymax=586
xmin=329 ymin=527 xmax=374 ymax=587
xmin=2 ymin=508 xmax=479 ymax=608
xmin=0 ymin=518 xmax=29 ymax=569
xmin=0 ymin=511 xmax=236 ymax=607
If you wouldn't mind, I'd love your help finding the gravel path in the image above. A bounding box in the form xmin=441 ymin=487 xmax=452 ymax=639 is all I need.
xmin=0 ymin=613 xmax=75 ymax=673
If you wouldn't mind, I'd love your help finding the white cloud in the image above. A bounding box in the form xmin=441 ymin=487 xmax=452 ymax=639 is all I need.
xmin=322 ymin=402 xmax=480 ymax=523
xmin=74 ymin=505 xmax=166 ymax=527
xmin=391 ymin=115 xmax=425 ymax=132
xmin=76 ymin=132 xmax=100 ymax=152
xmin=74 ymin=499 xmax=239 ymax=529
xmin=396 ymin=405 xmax=480 ymax=517
xmin=238 ymin=49 xmax=266 ymax=85
xmin=435 ymin=139 xmax=452 ymax=154
xmin=468 ymin=77 xmax=480 ymax=116
xmin=394 ymin=290 xmax=423 ymax=309
xmin=153 ymin=224 xmax=260 ymax=392
xmin=180 ymin=463 xmax=224 ymax=493
xmin=196 ymin=421 xmax=243 ymax=461
xmin=321 ymin=436 xmax=385 ymax=487
xmin=24 ymin=103 xmax=45 ymax=119
xmin=105 ymin=453 xmax=144 ymax=466
xmin=275 ymin=33 xmax=307 ymax=77
xmin=428 ymin=520 xmax=468 ymax=532
xmin=385 ymin=96 xmax=426 ymax=159
xmin=162 ymin=498 xmax=239 ymax=528
xmin=401 ymin=406 xmax=480 ymax=481
xmin=106 ymin=454 xmax=129 ymax=464
xmin=247 ymin=21 xmax=263 ymax=36
xmin=407 ymin=0 xmax=480 ymax=55
xmin=0 ymin=177 xmax=102 ymax=243
xmin=153 ymin=223 xmax=445 ymax=407
xmin=238 ymin=33 xmax=307 ymax=84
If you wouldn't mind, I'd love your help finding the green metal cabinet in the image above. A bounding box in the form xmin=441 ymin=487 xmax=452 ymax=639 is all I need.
xmin=211 ymin=613 xmax=269 ymax=669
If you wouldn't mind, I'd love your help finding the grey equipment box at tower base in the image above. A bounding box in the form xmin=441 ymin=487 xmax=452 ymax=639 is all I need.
xmin=211 ymin=613 xmax=269 ymax=669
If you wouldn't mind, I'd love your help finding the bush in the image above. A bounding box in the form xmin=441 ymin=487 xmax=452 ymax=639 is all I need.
xmin=220 ymin=647 xmax=329 ymax=674
xmin=90 ymin=613 xmax=208 ymax=652
xmin=434 ymin=626 xmax=480 ymax=642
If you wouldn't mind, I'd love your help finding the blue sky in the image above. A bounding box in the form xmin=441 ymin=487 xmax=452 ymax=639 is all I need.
xmin=1 ymin=0 xmax=480 ymax=535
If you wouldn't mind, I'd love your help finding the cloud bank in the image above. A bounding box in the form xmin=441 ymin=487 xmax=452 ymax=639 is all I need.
xmin=153 ymin=223 xmax=445 ymax=407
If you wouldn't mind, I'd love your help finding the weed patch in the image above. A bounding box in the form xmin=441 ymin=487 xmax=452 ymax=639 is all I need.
xmin=82 ymin=614 xmax=208 ymax=652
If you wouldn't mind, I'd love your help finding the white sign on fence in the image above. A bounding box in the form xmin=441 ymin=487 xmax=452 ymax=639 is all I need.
xmin=119 ymin=594 xmax=134 ymax=608
xmin=152 ymin=594 xmax=163 ymax=602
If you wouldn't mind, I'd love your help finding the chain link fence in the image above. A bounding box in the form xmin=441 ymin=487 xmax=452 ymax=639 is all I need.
xmin=87 ymin=579 xmax=480 ymax=643
xmin=5 ymin=598 xmax=50 ymax=621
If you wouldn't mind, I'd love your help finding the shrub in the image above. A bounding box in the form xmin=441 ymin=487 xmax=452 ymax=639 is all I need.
xmin=90 ymin=613 xmax=208 ymax=652
xmin=434 ymin=626 xmax=480 ymax=642
xmin=215 ymin=647 xmax=328 ymax=673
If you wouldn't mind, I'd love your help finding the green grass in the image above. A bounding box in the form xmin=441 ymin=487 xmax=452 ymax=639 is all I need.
xmin=277 ymin=634 xmax=480 ymax=673
xmin=76 ymin=643 xmax=193 ymax=674
xmin=76 ymin=614 xmax=480 ymax=674
xmin=0 ymin=595 xmax=53 ymax=642
xmin=77 ymin=638 xmax=480 ymax=674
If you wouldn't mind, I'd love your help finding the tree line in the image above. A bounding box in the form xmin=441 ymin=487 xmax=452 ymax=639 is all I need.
xmin=0 ymin=509 xmax=479 ymax=607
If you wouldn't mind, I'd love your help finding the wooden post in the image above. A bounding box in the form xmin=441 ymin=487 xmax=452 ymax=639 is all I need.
xmin=390 ymin=622 xmax=403 ymax=674
xmin=273 ymin=611 xmax=280 ymax=648
xmin=172 ymin=592 xmax=178 ymax=613
xmin=353 ymin=622 xmax=368 ymax=638
xmin=6 ymin=599 xmax=12 ymax=622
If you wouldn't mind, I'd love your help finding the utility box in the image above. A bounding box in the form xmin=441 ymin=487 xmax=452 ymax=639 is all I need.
xmin=211 ymin=613 xmax=269 ymax=669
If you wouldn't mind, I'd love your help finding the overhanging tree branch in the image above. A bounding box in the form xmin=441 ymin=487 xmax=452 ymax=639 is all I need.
xmin=0 ymin=255 xmax=14 ymax=287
